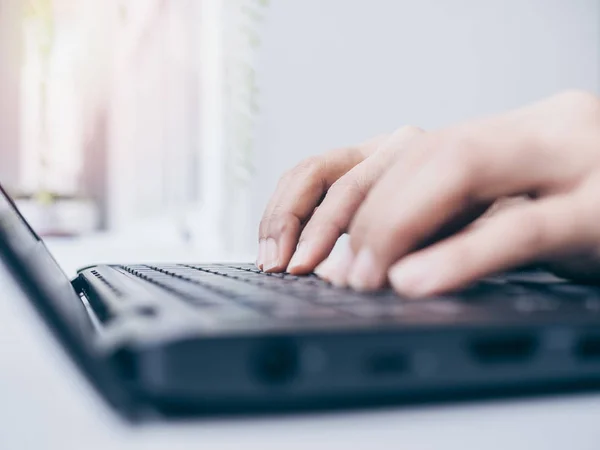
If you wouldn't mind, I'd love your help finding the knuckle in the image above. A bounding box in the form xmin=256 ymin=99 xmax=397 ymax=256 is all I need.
xmin=277 ymin=155 xmax=325 ymax=189
xmin=308 ymin=193 xmax=353 ymax=235
xmin=328 ymin=143 xmax=363 ymax=160
xmin=328 ymin=175 xmax=367 ymax=201
xmin=291 ymin=155 xmax=326 ymax=185
xmin=372 ymin=125 xmax=425 ymax=157
xmin=395 ymin=124 xmax=425 ymax=138
xmin=358 ymin=134 xmax=389 ymax=155
xmin=296 ymin=155 xmax=325 ymax=175
xmin=264 ymin=210 xmax=297 ymax=237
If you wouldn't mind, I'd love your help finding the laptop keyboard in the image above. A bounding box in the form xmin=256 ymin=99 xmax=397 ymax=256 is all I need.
xmin=119 ymin=263 xmax=408 ymax=321
xmin=117 ymin=263 xmax=600 ymax=323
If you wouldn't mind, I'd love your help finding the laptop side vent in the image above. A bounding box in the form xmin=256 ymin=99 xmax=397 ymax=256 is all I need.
xmin=90 ymin=270 xmax=124 ymax=298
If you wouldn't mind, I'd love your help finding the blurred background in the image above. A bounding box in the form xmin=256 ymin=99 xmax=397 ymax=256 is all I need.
xmin=0 ymin=0 xmax=598 ymax=273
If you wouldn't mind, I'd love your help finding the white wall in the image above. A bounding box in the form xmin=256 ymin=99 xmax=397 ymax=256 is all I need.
xmin=234 ymin=0 xmax=600 ymax=253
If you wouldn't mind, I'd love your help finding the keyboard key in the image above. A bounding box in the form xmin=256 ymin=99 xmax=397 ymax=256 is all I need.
xmin=513 ymin=296 xmax=560 ymax=314
xmin=548 ymin=283 xmax=599 ymax=298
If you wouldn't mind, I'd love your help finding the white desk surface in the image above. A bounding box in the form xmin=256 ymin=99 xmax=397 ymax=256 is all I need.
xmin=1 ymin=235 xmax=600 ymax=450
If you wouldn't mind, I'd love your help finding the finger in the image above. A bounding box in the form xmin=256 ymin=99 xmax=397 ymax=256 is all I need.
xmin=388 ymin=194 xmax=587 ymax=297
xmin=415 ymin=201 xmax=491 ymax=249
xmin=257 ymin=134 xmax=388 ymax=271
xmin=260 ymin=133 xmax=388 ymax=240
xmin=346 ymin=110 xmax=573 ymax=291
xmin=479 ymin=194 xmax=590 ymax=280
xmin=287 ymin=126 xmax=425 ymax=275
xmin=313 ymin=238 xmax=355 ymax=286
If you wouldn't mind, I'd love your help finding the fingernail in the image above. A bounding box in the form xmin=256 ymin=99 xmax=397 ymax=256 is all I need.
xmin=259 ymin=239 xmax=268 ymax=270
xmin=288 ymin=241 xmax=309 ymax=272
xmin=256 ymin=239 xmax=266 ymax=269
xmin=389 ymin=257 xmax=436 ymax=297
xmin=263 ymin=238 xmax=280 ymax=272
xmin=348 ymin=247 xmax=385 ymax=291
xmin=327 ymin=243 xmax=355 ymax=287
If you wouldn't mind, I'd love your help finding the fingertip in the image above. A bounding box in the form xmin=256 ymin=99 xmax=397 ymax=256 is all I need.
xmin=287 ymin=264 xmax=310 ymax=275
xmin=315 ymin=259 xmax=348 ymax=288
xmin=324 ymin=242 xmax=355 ymax=287
xmin=389 ymin=254 xmax=449 ymax=298
xmin=262 ymin=238 xmax=281 ymax=272
xmin=287 ymin=242 xmax=313 ymax=274
xmin=263 ymin=262 xmax=284 ymax=273
xmin=347 ymin=247 xmax=387 ymax=292
xmin=314 ymin=258 xmax=332 ymax=280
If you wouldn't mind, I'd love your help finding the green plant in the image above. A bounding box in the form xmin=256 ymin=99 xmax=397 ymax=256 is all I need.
xmin=225 ymin=0 xmax=270 ymax=187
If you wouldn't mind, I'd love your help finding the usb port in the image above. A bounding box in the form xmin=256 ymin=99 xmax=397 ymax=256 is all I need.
xmin=469 ymin=335 xmax=537 ymax=364
xmin=574 ymin=334 xmax=600 ymax=361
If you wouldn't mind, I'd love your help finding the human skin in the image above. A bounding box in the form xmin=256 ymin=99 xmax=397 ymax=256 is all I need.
xmin=257 ymin=90 xmax=600 ymax=297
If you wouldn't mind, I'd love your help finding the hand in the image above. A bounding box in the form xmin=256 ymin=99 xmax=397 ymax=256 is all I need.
xmin=341 ymin=90 xmax=600 ymax=296
xmin=256 ymin=127 xmax=424 ymax=273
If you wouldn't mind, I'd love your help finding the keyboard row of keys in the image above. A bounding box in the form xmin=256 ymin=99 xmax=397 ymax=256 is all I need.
xmin=120 ymin=264 xmax=424 ymax=321
xmin=119 ymin=264 xmax=600 ymax=323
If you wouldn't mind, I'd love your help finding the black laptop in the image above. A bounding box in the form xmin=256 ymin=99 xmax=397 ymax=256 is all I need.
xmin=2 ymin=183 xmax=600 ymax=420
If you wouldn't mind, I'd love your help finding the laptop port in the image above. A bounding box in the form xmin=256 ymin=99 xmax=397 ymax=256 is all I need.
xmin=365 ymin=352 xmax=409 ymax=376
xmin=574 ymin=334 xmax=600 ymax=361
xmin=469 ymin=334 xmax=537 ymax=364
xmin=253 ymin=340 xmax=299 ymax=385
